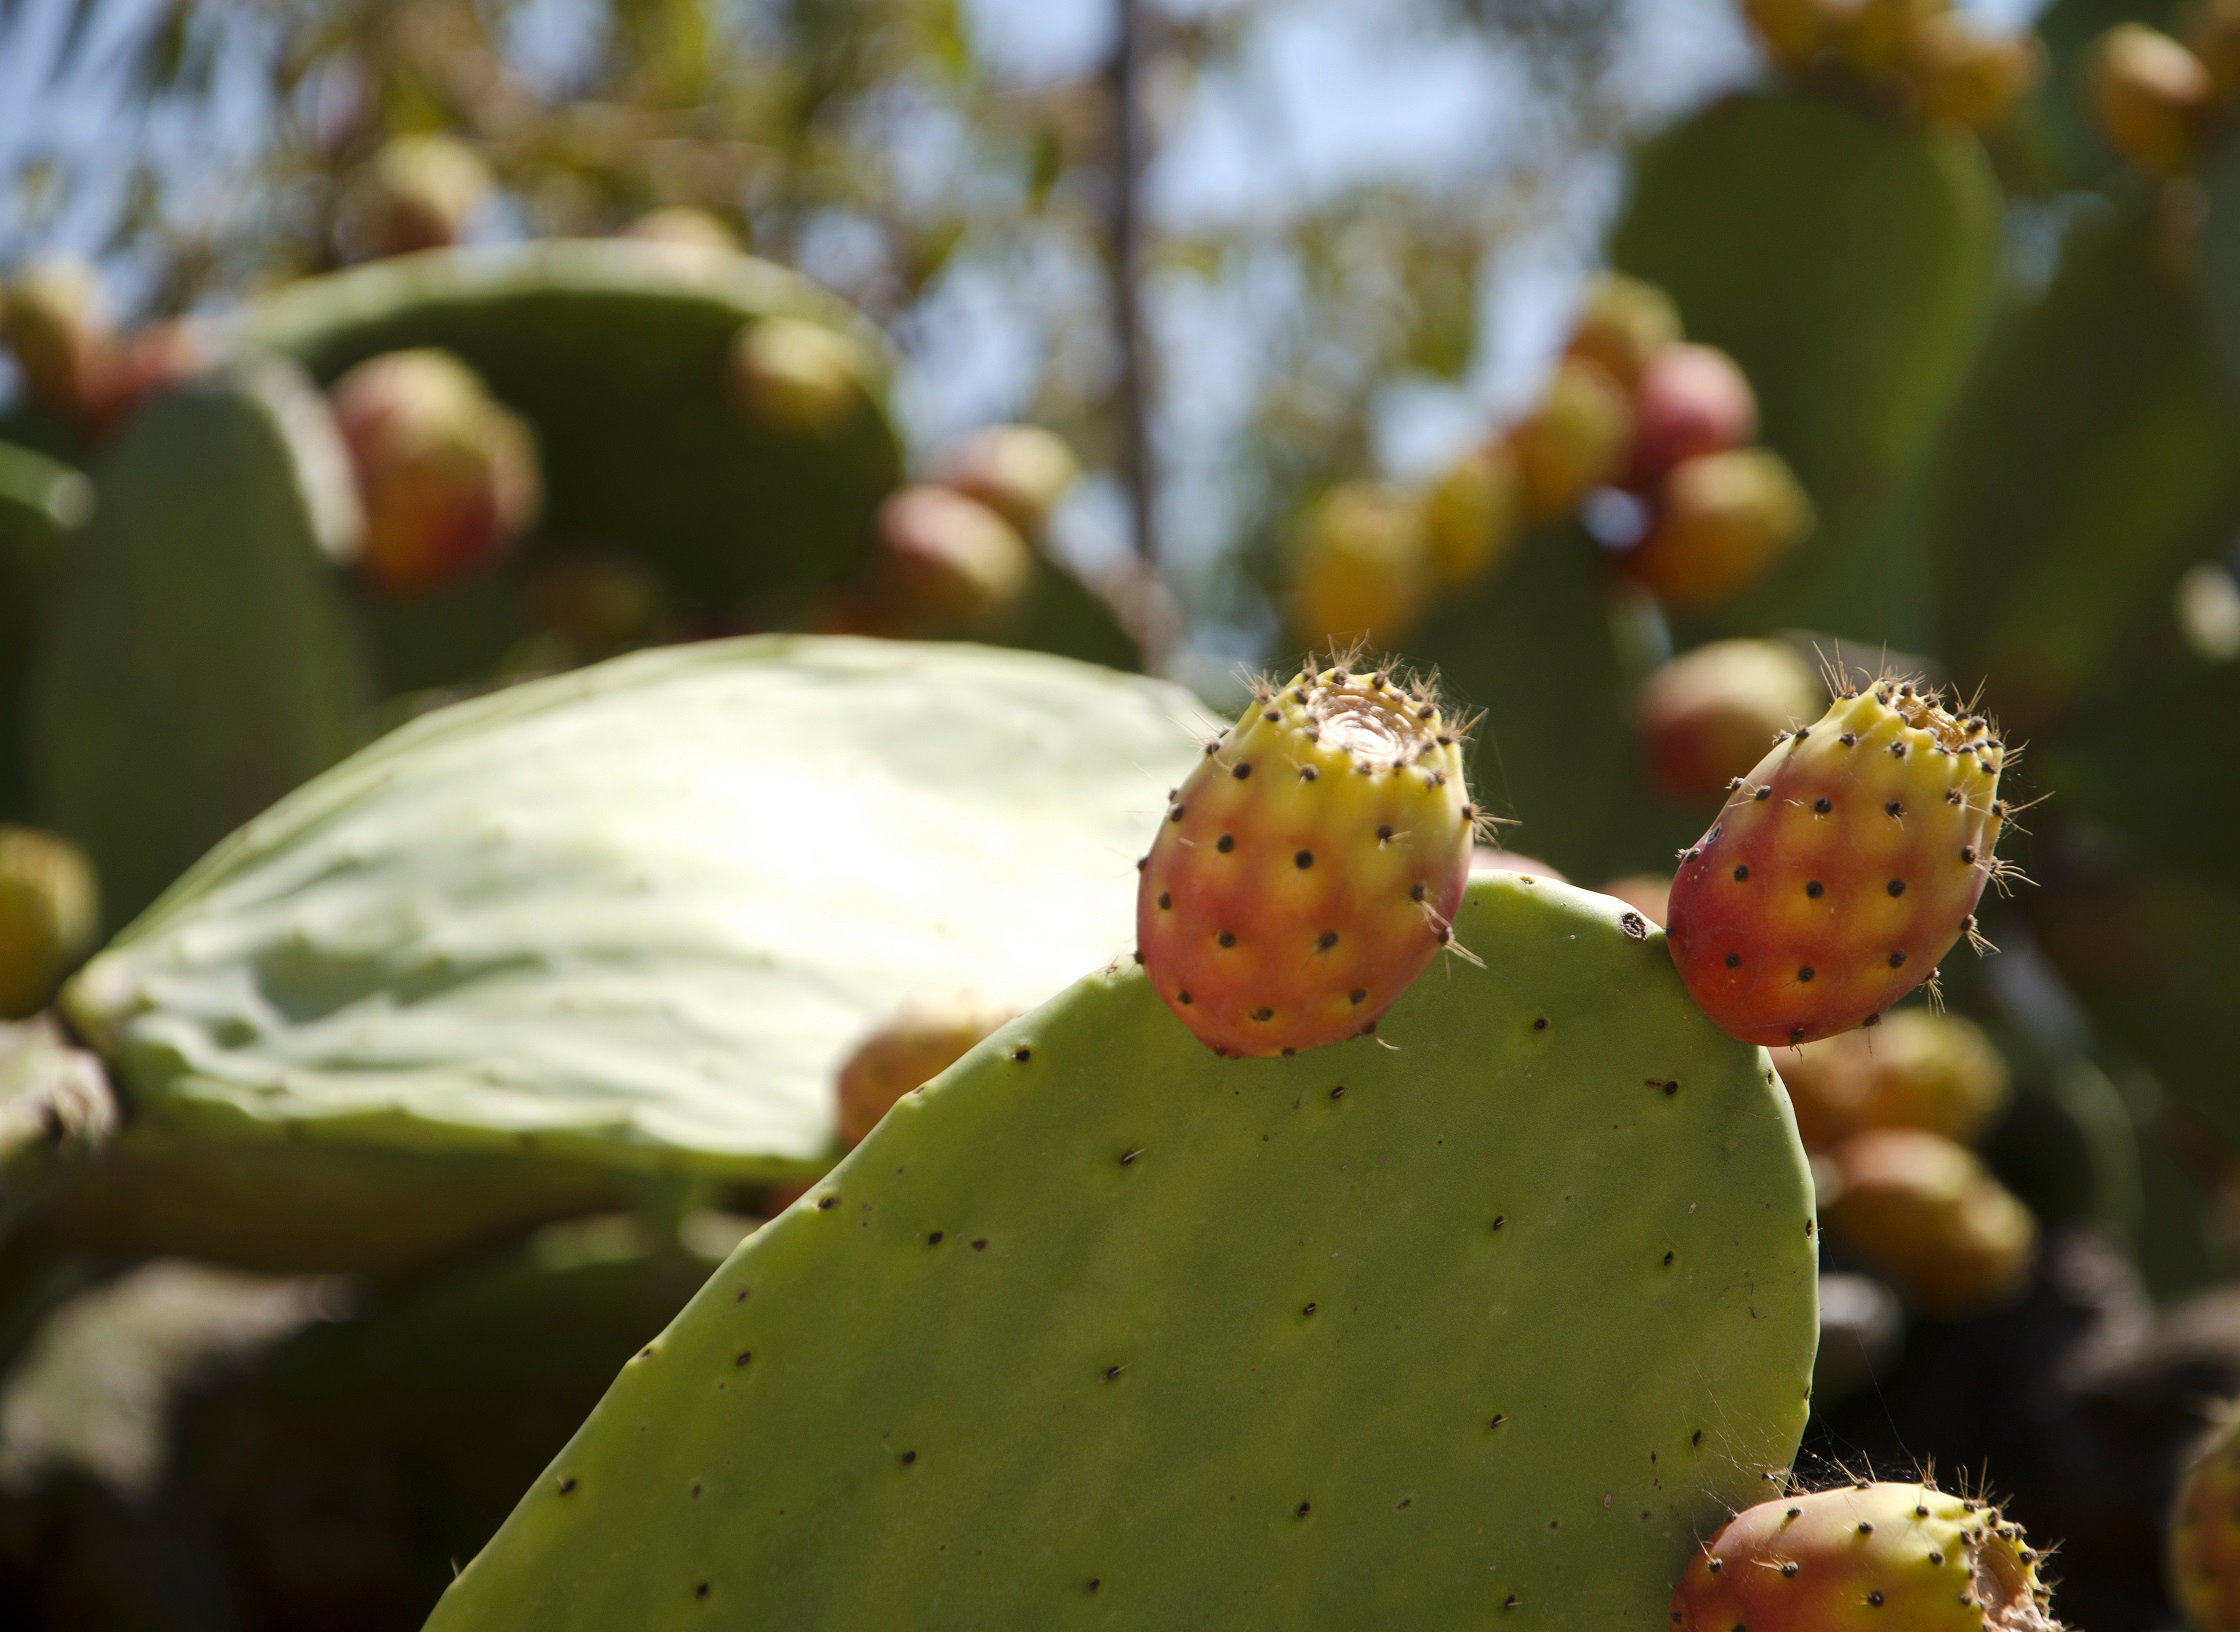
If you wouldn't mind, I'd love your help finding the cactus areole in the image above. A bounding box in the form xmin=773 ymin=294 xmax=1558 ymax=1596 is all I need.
xmin=1138 ymin=658 xmax=1475 ymax=1058
xmin=1672 ymin=1482 xmax=2063 ymax=1631
xmin=1665 ymin=677 xmax=2009 ymax=1047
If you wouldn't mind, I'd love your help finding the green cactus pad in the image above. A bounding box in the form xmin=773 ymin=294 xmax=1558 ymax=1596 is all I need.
xmin=54 ymin=637 xmax=1204 ymax=1273
xmin=1922 ymin=203 xmax=2240 ymax=728
xmin=1614 ymin=91 xmax=2002 ymax=650
xmin=242 ymin=240 xmax=904 ymax=610
xmin=429 ymin=875 xmax=1818 ymax=1630
xmin=0 ymin=441 xmax=90 ymax=821
xmin=26 ymin=365 xmax=367 ymax=926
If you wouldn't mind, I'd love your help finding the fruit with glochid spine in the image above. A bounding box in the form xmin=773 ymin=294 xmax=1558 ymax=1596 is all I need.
xmin=1138 ymin=655 xmax=1476 ymax=1058
xmin=1637 ymin=639 xmax=1821 ymax=804
xmin=1665 ymin=676 xmax=2009 ymax=1047
xmin=1671 ymin=1480 xmax=2063 ymax=1631
xmin=1624 ymin=342 xmax=1757 ymax=490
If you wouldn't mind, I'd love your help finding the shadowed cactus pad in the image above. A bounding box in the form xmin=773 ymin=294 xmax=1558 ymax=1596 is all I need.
xmin=56 ymin=637 xmax=1205 ymax=1272
xmin=427 ymin=876 xmax=1817 ymax=1630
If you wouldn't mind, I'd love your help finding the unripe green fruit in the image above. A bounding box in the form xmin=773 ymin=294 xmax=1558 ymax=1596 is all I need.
xmin=1420 ymin=439 xmax=1520 ymax=588
xmin=1563 ymin=272 xmax=1681 ymax=392
xmin=1286 ymin=481 xmax=1435 ymax=648
xmin=836 ymin=993 xmax=1017 ymax=1148
xmin=872 ymin=485 xmax=1033 ymax=628
xmin=0 ymin=256 xmax=111 ymax=413
xmin=342 ymin=133 xmax=494 ymax=261
xmin=930 ymin=424 xmax=1081 ymax=540
xmin=1822 ymin=1128 xmax=2036 ymax=1315
xmin=1625 ymin=448 xmax=1813 ymax=608
xmin=2088 ymin=24 xmax=2215 ymax=174
xmin=0 ymin=828 xmax=99 ymax=1021
xmin=1638 ymin=639 xmax=1821 ymax=804
xmin=1778 ymin=1010 xmax=2011 ymax=1152
xmin=727 ymin=317 xmax=869 ymax=438
xmin=330 ymin=348 xmax=542 ymax=596
xmin=1512 ymin=356 xmax=1634 ymax=523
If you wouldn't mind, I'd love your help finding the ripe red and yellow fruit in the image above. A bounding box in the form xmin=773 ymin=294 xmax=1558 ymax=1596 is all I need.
xmin=931 ymin=424 xmax=1081 ymax=542
xmin=0 ymin=827 xmax=99 ymax=1021
xmin=1138 ymin=658 xmax=1476 ymax=1059
xmin=1511 ymin=357 xmax=1634 ymax=523
xmin=1625 ymin=342 xmax=1758 ymax=490
xmin=341 ymin=133 xmax=493 ymax=261
xmin=1665 ymin=677 xmax=2008 ymax=1047
xmin=2088 ymin=23 xmax=2216 ymax=174
xmin=729 ymin=318 xmax=871 ymax=438
xmin=871 ymin=484 xmax=1034 ymax=630
xmin=1563 ymin=273 xmax=1681 ymax=392
xmin=1420 ymin=440 xmax=1520 ymax=589
xmin=1672 ymin=1481 xmax=2062 ymax=1632
xmin=329 ymin=348 xmax=542 ymax=597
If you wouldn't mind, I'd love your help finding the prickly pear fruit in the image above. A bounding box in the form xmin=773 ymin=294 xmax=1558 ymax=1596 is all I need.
xmin=1778 ymin=1010 xmax=2011 ymax=1151
xmin=2088 ymin=24 xmax=2215 ymax=174
xmin=931 ymin=424 xmax=1081 ymax=541
xmin=1624 ymin=448 xmax=1813 ymax=608
xmin=836 ymin=993 xmax=1018 ymax=1148
xmin=1625 ymin=342 xmax=1758 ymax=489
xmin=872 ymin=485 xmax=1033 ymax=628
xmin=727 ymin=317 xmax=869 ymax=438
xmin=2170 ymin=1411 xmax=2240 ymax=1627
xmin=523 ymin=555 xmax=665 ymax=656
xmin=1602 ymin=872 xmax=1671 ymax=926
xmin=0 ymin=827 xmax=98 ymax=1021
xmin=1421 ymin=438 xmax=1520 ymax=587
xmin=1822 ymin=1128 xmax=2037 ymax=1314
xmin=1139 ymin=657 xmax=1475 ymax=1057
xmin=1666 ymin=677 xmax=2009 ymax=1047
xmin=1638 ymin=638 xmax=1821 ymax=804
xmin=1908 ymin=16 xmax=2043 ymax=131
xmin=1672 ymin=1481 xmax=2064 ymax=1631
xmin=330 ymin=348 xmax=541 ymax=596
xmin=341 ymin=133 xmax=493 ymax=260
xmin=1286 ymin=482 xmax=1434 ymax=648
xmin=624 ymin=207 xmax=741 ymax=251
xmin=0 ymin=257 xmax=111 ymax=414
xmin=1564 ymin=271 xmax=1682 ymax=391
xmin=1512 ymin=356 xmax=1634 ymax=522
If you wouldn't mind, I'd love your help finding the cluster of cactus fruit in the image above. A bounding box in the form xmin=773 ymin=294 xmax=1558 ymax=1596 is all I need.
xmin=1742 ymin=0 xmax=2042 ymax=131
xmin=1288 ymin=270 xmax=1812 ymax=652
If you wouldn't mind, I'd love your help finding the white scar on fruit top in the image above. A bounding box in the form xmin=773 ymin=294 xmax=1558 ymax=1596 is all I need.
xmin=1308 ymin=688 xmax=1418 ymax=768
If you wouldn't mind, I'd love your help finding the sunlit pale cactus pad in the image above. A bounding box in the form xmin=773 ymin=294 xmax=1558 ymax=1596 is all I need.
xmin=57 ymin=638 xmax=1204 ymax=1265
xmin=427 ymin=875 xmax=1817 ymax=1630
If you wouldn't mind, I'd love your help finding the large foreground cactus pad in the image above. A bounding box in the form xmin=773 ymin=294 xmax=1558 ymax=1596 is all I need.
xmin=430 ymin=876 xmax=1818 ymax=1629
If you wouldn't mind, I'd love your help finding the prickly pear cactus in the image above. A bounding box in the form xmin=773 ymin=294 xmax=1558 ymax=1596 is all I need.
xmin=1614 ymin=92 xmax=2003 ymax=648
xmin=241 ymin=239 xmax=903 ymax=611
xmin=0 ymin=440 xmax=90 ymax=820
xmin=55 ymin=637 xmax=1206 ymax=1273
xmin=426 ymin=875 xmax=1818 ymax=1630
xmin=1672 ymin=1481 xmax=2062 ymax=1630
xmin=26 ymin=363 xmax=367 ymax=925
